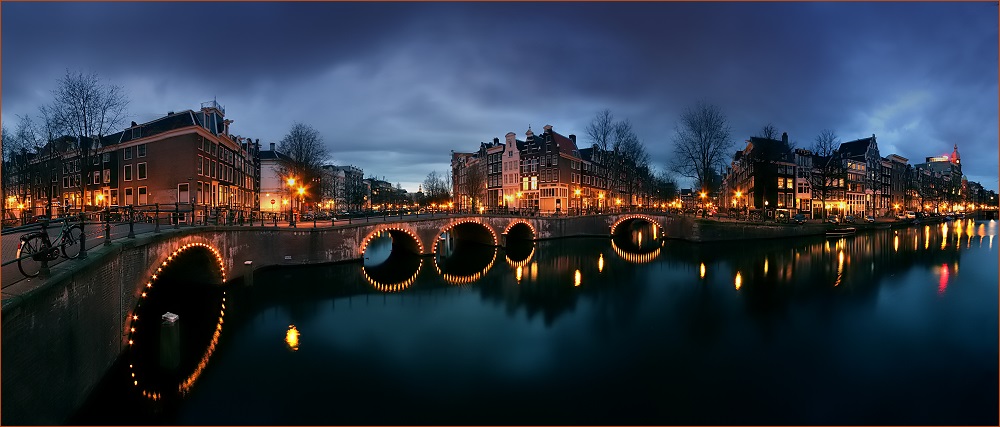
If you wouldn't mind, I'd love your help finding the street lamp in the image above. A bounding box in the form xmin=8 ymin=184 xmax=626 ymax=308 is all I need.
xmin=574 ymin=188 xmax=582 ymax=215
xmin=699 ymin=192 xmax=707 ymax=217
xmin=287 ymin=177 xmax=297 ymax=227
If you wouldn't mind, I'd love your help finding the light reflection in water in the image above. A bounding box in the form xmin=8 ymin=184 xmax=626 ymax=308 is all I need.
xmin=734 ymin=271 xmax=742 ymax=290
xmin=285 ymin=325 xmax=300 ymax=352
xmin=699 ymin=262 xmax=706 ymax=279
xmin=834 ymin=250 xmax=845 ymax=287
xmin=894 ymin=235 xmax=899 ymax=252
xmin=516 ymin=266 xmax=522 ymax=283
xmin=574 ymin=269 xmax=581 ymax=287
xmin=598 ymin=254 xmax=604 ymax=273
xmin=938 ymin=264 xmax=949 ymax=295
xmin=764 ymin=258 xmax=769 ymax=275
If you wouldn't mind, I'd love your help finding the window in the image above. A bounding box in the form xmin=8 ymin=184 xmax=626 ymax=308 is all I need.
xmin=124 ymin=146 xmax=133 ymax=160
xmin=124 ymin=187 xmax=133 ymax=205
xmin=93 ymin=171 xmax=101 ymax=184
xmin=198 ymin=182 xmax=203 ymax=204
xmin=138 ymin=187 xmax=147 ymax=205
xmin=132 ymin=127 xmax=141 ymax=139
xmin=212 ymin=160 xmax=217 ymax=178
xmin=138 ymin=163 xmax=147 ymax=180
xmin=178 ymin=183 xmax=190 ymax=204
xmin=137 ymin=144 xmax=146 ymax=157
xmin=124 ymin=165 xmax=132 ymax=181
xmin=197 ymin=155 xmax=203 ymax=175
xmin=63 ymin=176 xmax=70 ymax=188
xmin=103 ymin=169 xmax=110 ymax=183
xmin=110 ymin=189 xmax=118 ymax=205
xmin=103 ymin=153 xmax=111 ymax=163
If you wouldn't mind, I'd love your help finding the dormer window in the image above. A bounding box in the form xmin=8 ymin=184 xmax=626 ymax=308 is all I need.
xmin=132 ymin=127 xmax=141 ymax=139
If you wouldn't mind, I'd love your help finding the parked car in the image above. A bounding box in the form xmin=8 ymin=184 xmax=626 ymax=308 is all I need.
xmin=905 ymin=211 xmax=916 ymax=219
xmin=865 ymin=215 xmax=876 ymax=223
xmin=827 ymin=214 xmax=840 ymax=224
xmin=792 ymin=213 xmax=807 ymax=224
xmin=843 ymin=215 xmax=856 ymax=224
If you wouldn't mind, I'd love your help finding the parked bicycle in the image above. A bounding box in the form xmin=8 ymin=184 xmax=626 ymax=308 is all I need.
xmin=15 ymin=218 xmax=85 ymax=277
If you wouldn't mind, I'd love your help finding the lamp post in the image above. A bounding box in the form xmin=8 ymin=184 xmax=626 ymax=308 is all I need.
xmin=699 ymin=192 xmax=707 ymax=218
xmin=574 ymin=188 xmax=582 ymax=216
xmin=297 ymin=186 xmax=306 ymax=220
xmin=516 ymin=192 xmax=522 ymax=215
xmin=287 ymin=177 xmax=296 ymax=227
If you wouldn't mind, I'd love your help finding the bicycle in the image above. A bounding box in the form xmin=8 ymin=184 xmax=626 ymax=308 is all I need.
xmin=16 ymin=218 xmax=85 ymax=277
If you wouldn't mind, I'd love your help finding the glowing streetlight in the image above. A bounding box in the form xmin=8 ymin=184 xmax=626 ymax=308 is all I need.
xmin=574 ymin=188 xmax=582 ymax=215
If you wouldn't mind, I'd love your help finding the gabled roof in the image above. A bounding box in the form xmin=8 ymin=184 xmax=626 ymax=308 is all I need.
xmin=548 ymin=129 xmax=579 ymax=157
xmin=837 ymin=137 xmax=874 ymax=159
xmin=118 ymin=110 xmax=200 ymax=144
xmin=579 ymin=147 xmax=594 ymax=162
xmin=259 ymin=150 xmax=291 ymax=162
xmin=747 ymin=137 xmax=792 ymax=161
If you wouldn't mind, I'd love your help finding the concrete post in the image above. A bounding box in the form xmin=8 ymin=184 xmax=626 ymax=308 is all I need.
xmin=160 ymin=312 xmax=180 ymax=371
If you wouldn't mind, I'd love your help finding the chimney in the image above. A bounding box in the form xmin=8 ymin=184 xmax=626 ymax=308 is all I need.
xmin=167 ymin=111 xmax=174 ymax=116
xmin=543 ymin=124 xmax=553 ymax=133
xmin=131 ymin=121 xmax=138 ymax=127
xmin=494 ymin=137 xmax=500 ymax=144
xmin=270 ymin=142 xmax=275 ymax=151
xmin=781 ymin=132 xmax=788 ymax=145
xmin=569 ymin=134 xmax=576 ymax=144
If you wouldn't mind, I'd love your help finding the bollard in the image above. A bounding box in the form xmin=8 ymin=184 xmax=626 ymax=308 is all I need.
xmin=104 ymin=207 xmax=112 ymax=246
xmin=192 ymin=204 xmax=196 ymax=227
xmin=244 ymin=260 xmax=254 ymax=287
xmin=128 ymin=206 xmax=136 ymax=238
xmin=174 ymin=203 xmax=180 ymax=229
xmin=79 ymin=212 xmax=88 ymax=259
xmin=160 ymin=312 xmax=181 ymax=371
xmin=154 ymin=203 xmax=161 ymax=233
xmin=313 ymin=215 xmax=317 ymax=228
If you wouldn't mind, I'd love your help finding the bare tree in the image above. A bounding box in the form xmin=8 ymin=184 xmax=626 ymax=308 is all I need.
xmin=586 ymin=109 xmax=615 ymax=152
xmin=42 ymin=70 xmax=129 ymax=211
xmin=463 ymin=161 xmax=486 ymax=211
xmin=587 ymin=110 xmax=653 ymax=206
xmin=757 ymin=123 xmax=779 ymax=140
xmin=670 ymin=102 xmax=734 ymax=193
xmin=276 ymin=123 xmax=329 ymax=204
xmin=422 ymin=170 xmax=451 ymax=205
xmin=810 ymin=129 xmax=845 ymax=220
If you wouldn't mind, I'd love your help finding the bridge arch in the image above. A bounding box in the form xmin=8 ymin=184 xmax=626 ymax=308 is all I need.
xmin=359 ymin=225 xmax=425 ymax=258
xmin=611 ymin=214 xmax=662 ymax=236
xmin=503 ymin=220 xmax=536 ymax=243
xmin=124 ymin=241 xmax=228 ymax=401
xmin=434 ymin=219 xmax=498 ymax=254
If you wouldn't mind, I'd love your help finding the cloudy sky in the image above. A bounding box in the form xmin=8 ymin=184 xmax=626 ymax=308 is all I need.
xmin=3 ymin=2 xmax=997 ymax=191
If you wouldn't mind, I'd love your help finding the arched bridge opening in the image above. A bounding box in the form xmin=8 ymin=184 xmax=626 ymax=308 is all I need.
xmin=435 ymin=221 xmax=498 ymax=279
xmin=124 ymin=242 xmax=228 ymax=403
xmin=611 ymin=216 xmax=662 ymax=254
xmin=361 ymin=228 xmax=423 ymax=291
xmin=503 ymin=222 xmax=535 ymax=264
xmin=504 ymin=222 xmax=535 ymax=243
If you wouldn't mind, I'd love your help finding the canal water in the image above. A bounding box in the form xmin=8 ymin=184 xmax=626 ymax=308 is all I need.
xmin=74 ymin=220 xmax=999 ymax=425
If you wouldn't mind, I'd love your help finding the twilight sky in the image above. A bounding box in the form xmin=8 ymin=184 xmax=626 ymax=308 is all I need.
xmin=3 ymin=2 xmax=997 ymax=192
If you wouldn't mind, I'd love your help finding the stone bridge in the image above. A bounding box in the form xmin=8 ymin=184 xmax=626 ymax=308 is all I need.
xmin=2 ymin=213 xmax=682 ymax=425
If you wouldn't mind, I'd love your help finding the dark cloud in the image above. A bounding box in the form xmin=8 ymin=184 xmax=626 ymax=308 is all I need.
xmin=3 ymin=2 xmax=996 ymax=191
